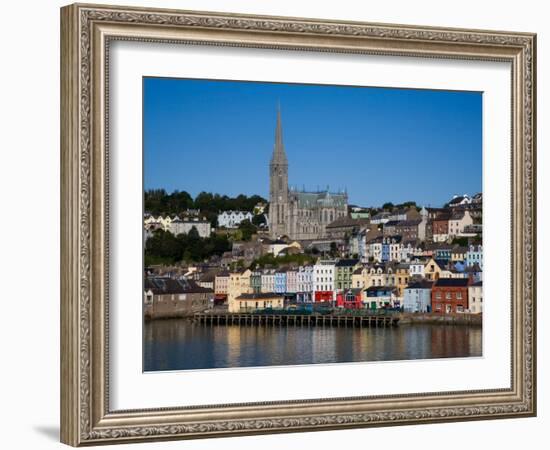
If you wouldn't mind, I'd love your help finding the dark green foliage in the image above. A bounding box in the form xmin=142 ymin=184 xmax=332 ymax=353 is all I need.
xmin=250 ymin=253 xmax=316 ymax=269
xmin=251 ymin=214 xmax=267 ymax=226
xmin=451 ymin=237 xmax=469 ymax=247
xmin=237 ymin=219 xmax=257 ymax=241
xmin=144 ymin=229 xmax=231 ymax=265
xmin=399 ymin=201 xmax=417 ymax=209
xmin=144 ymin=189 xmax=267 ymax=218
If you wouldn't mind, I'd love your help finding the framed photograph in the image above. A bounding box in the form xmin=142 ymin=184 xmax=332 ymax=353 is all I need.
xmin=60 ymin=3 xmax=537 ymax=446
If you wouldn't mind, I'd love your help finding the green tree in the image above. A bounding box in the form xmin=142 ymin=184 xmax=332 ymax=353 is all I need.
xmin=252 ymin=214 xmax=266 ymax=227
xmin=238 ymin=219 xmax=257 ymax=241
xmin=451 ymin=237 xmax=469 ymax=247
xmin=145 ymin=229 xmax=182 ymax=265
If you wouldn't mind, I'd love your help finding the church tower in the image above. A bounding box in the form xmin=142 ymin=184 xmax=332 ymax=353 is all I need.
xmin=269 ymin=106 xmax=289 ymax=238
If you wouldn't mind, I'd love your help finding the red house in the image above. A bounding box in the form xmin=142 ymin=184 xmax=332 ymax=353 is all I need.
xmin=431 ymin=278 xmax=470 ymax=314
xmin=336 ymin=289 xmax=363 ymax=309
xmin=314 ymin=291 xmax=333 ymax=302
xmin=432 ymin=213 xmax=450 ymax=236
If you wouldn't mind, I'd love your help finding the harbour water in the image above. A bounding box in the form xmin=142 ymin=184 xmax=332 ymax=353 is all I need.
xmin=144 ymin=319 xmax=482 ymax=371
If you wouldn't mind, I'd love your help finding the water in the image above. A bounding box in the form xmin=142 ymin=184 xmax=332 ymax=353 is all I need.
xmin=144 ymin=319 xmax=482 ymax=372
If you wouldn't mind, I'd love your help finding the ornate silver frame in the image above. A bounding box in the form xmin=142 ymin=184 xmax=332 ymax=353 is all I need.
xmin=60 ymin=3 xmax=536 ymax=446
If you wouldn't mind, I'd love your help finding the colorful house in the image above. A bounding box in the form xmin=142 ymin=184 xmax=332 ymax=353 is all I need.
xmin=234 ymin=293 xmax=285 ymax=312
xmin=466 ymin=245 xmax=483 ymax=270
xmin=260 ymin=269 xmax=276 ymax=293
xmin=336 ymin=289 xmax=363 ymax=309
xmin=364 ymin=286 xmax=399 ymax=309
xmin=334 ymin=259 xmax=360 ymax=291
xmin=296 ymin=266 xmax=313 ymax=302
xmin=381 ymin=236 xmax=402 ymax=262
xmin=431 ymin=278 xmax=471 ymax=314
xmin=313 ymin=260 xmax=336 ymax=302
xmin=403 ymin=280 xmax=433 ymax=313
xmin=468 ymin=281 xmax=483 ymax=314
xmin=274 ymin=270 xmax=287 ymax=294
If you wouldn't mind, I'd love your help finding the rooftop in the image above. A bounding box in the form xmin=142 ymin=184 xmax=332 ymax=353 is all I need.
xmin=434 ymin=278 xmax=470 ymax=287
xmin=335 ymin=258 xmax=360 ymax=267
xmin=144 ymin=277 xmax=214 ymax=294
xmin=406 ymin=280 xmax=434 ymax=289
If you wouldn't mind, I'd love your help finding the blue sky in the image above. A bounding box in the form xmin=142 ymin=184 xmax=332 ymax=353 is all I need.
xmin=143 ymin=77 xmax=482 ymax=207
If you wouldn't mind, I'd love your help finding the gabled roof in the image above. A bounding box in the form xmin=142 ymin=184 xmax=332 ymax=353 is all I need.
xmin=450 ymin=211 xmax=468 ymax=220
xmin=335 ymin=258 xmax=360 ymax=267
xmin=366 ymin=286 xmax=396 ymax=292
xmin=434 ymin=278 xmax=470 ymax=287
xmin=406 ymin=280 xmax=434 ymax=289
xmin=144 ymin=277 xmax=214 ymax=294
xmin=383 ymin=220 xmax=400 ymax=227
xmin=396 ymin=219 xmax=422 ymax=227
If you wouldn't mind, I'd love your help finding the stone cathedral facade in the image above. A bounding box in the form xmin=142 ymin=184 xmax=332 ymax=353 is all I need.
xmin=268 ymin=108 xmax=348 ymax=240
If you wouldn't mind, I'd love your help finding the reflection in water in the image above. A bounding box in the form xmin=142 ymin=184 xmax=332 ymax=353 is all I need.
xmin=144 ymin=320 xmax=482 ymax=372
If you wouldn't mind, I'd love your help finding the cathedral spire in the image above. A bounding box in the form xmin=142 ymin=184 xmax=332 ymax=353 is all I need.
xmin=271 ymin=104 xmax=287 ymax=165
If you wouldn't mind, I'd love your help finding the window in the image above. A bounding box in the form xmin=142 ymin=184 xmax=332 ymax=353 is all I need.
xmin=445 ymin=292 xmax=451 ymax=299
xmin=456 ymin=292 xmax=462 ymax=299
xmin=436 ymin=292 xmax=442 ymax=299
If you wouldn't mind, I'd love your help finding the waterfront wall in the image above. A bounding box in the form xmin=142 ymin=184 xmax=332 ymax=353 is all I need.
xmin=398 ymin=312 xmax=482 ymax=326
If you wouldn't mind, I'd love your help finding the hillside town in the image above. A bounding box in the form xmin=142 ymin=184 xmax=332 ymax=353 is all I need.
xmin=144 ymin=109 xmax=482 ymax=320
xmin=144 ymin=193 xmax=482 ymax=319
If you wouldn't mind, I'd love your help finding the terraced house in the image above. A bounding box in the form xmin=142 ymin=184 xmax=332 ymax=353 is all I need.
xmin=144 ymin=277 xmax=214 ymax=319
xmin=335 ymin=259 xmax=360 ymax=291
xmin=431 ymin=278 xmax=471 ymax=314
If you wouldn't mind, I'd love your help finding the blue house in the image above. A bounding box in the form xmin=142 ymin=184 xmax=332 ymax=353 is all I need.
xmin=274 ymin=271 xmax=287 ymax=294
xmin=433 ymin=246 xmax=453 ymax=261
xmin=381 ymin=243 xmax=390 ymax=262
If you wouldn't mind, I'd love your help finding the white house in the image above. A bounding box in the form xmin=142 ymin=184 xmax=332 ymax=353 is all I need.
xmin=217 ymin=210 xmax=254 ymax=228
xmin=448 ymin=210 xmax=473 ymax=237
xmin=468 ymin=281 xmax=483 ymax=314
xmin=408 ymin=258 xmax=426 ymax=278
xmin=367 ymin=237 xmax=383 ymax=262
xmin=400 ymin=241 xmax=423 ymax=262
xmin=313 ymin=260 xmax=336 ymax=298
xmin=170 ymin=217 xmax=211 ymax=238
xmin=466 ymin=245 xmax=483 ymax=270
xmin=285 ymin=269 xmax=298 ymax=294
xmin=370 ymin=212 xmax=390 ymax=225
xmin=296 ymin=266 xmax=314 ymax=302
xmin=260 ymin=270 xmax=276 ymax=293
xmin=448 ymin=194 xmax=472 ymax=206
xmin=403 ymin=280 xmax=433 ymax=313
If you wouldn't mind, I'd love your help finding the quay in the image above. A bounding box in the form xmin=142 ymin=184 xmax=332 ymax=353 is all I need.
xmin=193 ymin=312 xmax=399 ymax=328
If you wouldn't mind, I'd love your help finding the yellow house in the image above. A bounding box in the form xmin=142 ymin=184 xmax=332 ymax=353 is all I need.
xmin=352 ymin=267 xmax=367 ymax=289
xmin=228 ymin=269 xmax=253 ymax=312
xmin=451 ymin=246 xmax=468 ymax=262
xmin=233 ymin=293 xmax=285 ymax=312
xmin=423 ymin=258 xmax=442 ymax=281
xmin=369 ymin=264 xmax=387 ymax=287
xmin=394 ymin=264 xmax=410 ymax=297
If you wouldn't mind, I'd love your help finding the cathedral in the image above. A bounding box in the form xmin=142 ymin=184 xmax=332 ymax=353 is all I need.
xmin=268 ymin=107 xmax=348 ymax=240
